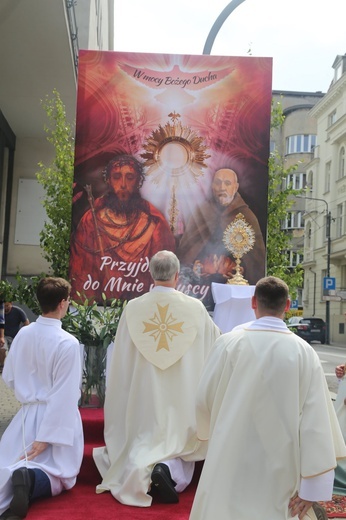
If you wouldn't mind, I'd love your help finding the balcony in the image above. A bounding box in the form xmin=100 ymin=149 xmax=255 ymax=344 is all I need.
xmin=0 ymin=0 xmax=77 ymax=138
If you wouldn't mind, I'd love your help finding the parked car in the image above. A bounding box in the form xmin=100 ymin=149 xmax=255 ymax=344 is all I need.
xmin=286 ymin=317 xmax=326 ymax=344
xmin=286 ymin=316 xmax=302 ymax=327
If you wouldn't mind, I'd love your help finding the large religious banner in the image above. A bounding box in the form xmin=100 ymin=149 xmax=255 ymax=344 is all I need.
xmin=69 ymin=50 xmax=272 ymax=309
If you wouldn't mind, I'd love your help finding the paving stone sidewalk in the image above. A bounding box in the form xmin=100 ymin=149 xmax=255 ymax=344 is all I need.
xmin=0 ymin=374 xmax=20 ymax=438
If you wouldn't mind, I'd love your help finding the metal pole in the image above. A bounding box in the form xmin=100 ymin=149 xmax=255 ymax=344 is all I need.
xmin=299 ymin=196 xmax=331 ymax=344
xmin=203 ymin=0 xmax=247 ymax=55
xmin=326 ymin=211 xmax=331 ymax=345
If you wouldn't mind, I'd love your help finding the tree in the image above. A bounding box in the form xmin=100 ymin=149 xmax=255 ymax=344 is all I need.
xmin=266 ymin=100 xmax=304 ymax=298
xmin=36 ymin=89 xmax=75 ymax=279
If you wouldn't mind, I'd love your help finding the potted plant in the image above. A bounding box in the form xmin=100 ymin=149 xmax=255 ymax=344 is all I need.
xmin=62 ymin=294 xmax=125 ymax=407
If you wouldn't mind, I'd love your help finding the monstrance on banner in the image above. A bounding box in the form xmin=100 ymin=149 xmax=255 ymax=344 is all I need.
xmin=69 ymin=51 xmax=272 ymax=309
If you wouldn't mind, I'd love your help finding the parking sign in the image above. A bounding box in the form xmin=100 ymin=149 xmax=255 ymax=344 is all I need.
xmin=323 ymin=277 xmax=336 ymax=291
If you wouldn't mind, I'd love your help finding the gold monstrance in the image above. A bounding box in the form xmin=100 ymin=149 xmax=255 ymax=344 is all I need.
xmin=222 ymin=213 xmax=255 ymax=285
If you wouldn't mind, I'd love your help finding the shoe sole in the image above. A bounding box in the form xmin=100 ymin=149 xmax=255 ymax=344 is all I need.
xmin=151 ymin=468 xmax=179 ymax=504
xmin=10 ymin=469 xmax=31 ymax=518
xmin=0 ymin=509 xmax=21 ymax=520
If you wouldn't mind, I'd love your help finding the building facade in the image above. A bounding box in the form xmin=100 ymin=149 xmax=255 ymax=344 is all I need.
xmin=303 ymin=54 xmax=346 ymax=343
xmin=271 ymin=90 xmax=323 ymax=308
xmin=0 ymin=0 xmax=114 ymax=278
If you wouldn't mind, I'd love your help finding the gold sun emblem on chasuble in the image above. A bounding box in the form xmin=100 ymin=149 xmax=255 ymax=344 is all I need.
xmin=143 ymin=303 xmax=184 ymax=351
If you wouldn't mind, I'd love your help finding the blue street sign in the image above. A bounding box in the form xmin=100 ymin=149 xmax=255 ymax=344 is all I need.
xmin=290 ymin=299 xmax=298 ymax=309
xmin=323 ymin=277 xmax=336 ymax=291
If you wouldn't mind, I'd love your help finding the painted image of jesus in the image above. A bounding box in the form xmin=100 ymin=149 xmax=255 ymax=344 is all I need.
xmin=69 ymin=154 xmax=175 ymax=302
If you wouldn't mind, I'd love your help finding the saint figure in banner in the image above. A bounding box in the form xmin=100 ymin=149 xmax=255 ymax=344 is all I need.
xmin=177 ymin=167 xmax=266 ymax=308
xmin=69 ymin=154 xmax=175 ymax=302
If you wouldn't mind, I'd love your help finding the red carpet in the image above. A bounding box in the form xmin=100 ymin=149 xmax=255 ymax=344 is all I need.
xmin=319 ymin=496 xmax=346 ymax=518
xmin=25 ymin=407 xmax=199 ymax=519
xmin=19 ymin=409 xmax=345 ymax=519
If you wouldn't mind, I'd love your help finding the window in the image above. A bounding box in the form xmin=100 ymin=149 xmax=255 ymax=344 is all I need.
xmin=329 ymin=110 xmax=337 ymax=126
xmin=306 ymin=222 xmax=312 ymax=249
xmin=307 ymin=171 xmax=314 ymax=193
xmin=325 ymin=162 xmax=331 ymax=193
xmin=286 ymin=173 xmax=306 ymax=190
xmin=269 ymin=140 xmax=276 ymax=153
xmin=337 ymin=203 xmax=344 ymax=238
xmin=323 ymin=214 xmax=331 ymax=241
xmin=341 ymin=265 xmax=346 ymax=289
xmin=296 ymin=135 xmax=302 ymax=152
xmin=285 ymin=213 xmax=293 ymax=228
xmin=286 ymin=135 xmax=316 ymax=155
xmin=335 ymin=64 xmax=343 ymax=82
xmin=286 ymin=250 xmax=304 ymax=267
xmin=295 ymin=252 xmax=303 ymax=266
xmin=339 ymin=147 xmax=345 ymax=179
xmin=297 ymin=288 xmax=303 ymax=307
xmin=296 ymin=211 xmax=303 ymax=228
xmin=283 ymin=211 xmax=303 ymax=229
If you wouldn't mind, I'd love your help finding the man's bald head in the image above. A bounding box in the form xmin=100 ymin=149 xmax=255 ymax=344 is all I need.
xmin=212 ymin=169 xmax=239 ymax=207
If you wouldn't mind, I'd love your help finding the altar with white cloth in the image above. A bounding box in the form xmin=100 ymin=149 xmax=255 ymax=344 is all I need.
xmin=212 ymin=283 xmax=255 ymax=333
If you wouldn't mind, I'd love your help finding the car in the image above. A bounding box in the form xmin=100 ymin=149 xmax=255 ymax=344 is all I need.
xmin=286 ymin=316 xmax=302 ymax=327
xmin=287 ymin=317 xmax=326 ymax=344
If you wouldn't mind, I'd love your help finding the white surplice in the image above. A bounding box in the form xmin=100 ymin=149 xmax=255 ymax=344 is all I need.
xmin=93 ymin=287 xmax=221 ymax=507
xmin=190 ymin=320 xmax=346 ymax=520
xmin=0 ymin=316 xmax=84 ymax=515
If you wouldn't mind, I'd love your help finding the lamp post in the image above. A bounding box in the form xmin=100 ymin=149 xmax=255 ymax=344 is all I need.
xmin=203 ymin=0 xmax=247 ymax=55
xmin=299 ymin=196 xmax=331 ymax=344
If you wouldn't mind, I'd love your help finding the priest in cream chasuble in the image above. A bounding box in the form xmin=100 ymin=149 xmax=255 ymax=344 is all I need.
xmin=93 ymin=251 xmax=221 ymax=507
xmin=190 ymin=276 xmax=346 ymax=520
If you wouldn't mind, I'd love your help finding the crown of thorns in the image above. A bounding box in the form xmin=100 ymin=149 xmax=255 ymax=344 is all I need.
xmin=102 ymin=155 xmax=145 ymax=188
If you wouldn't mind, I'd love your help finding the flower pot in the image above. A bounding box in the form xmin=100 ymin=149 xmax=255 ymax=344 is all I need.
xmin=81 ymin=344 xmax=107 ymax=407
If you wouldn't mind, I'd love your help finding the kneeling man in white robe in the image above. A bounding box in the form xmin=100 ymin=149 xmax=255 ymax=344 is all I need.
xmin=190 ymin=276 xmax=346 ymax=520
xmin=93 ymin=250 xmax=221 ymax=507
xmin=0 ymin=277 xmax=84 ymax=519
